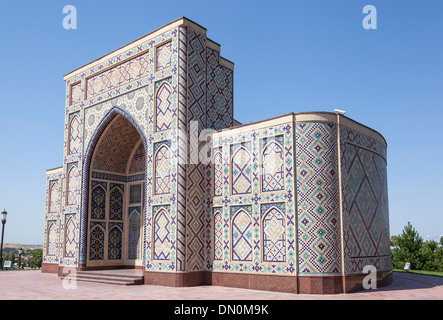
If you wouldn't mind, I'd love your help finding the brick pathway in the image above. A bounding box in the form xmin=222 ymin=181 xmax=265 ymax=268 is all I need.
xmin=0 ymin=271 xmax=442 ymax=300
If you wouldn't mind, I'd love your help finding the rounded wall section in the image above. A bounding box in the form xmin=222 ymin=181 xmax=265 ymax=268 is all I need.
xmin=338 ymin=117 xmax=391 ymax=276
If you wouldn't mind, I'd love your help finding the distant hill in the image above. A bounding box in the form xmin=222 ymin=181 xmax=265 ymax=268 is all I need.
xmin=3 ymin=243 xmax=43 ymax=252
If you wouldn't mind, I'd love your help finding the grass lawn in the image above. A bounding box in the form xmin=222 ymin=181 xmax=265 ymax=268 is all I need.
xmin=394 ymin=269 xmax=443 ymax=278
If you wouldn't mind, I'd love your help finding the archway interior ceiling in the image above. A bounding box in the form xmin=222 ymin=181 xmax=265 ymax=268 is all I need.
xmin=92 ymin=115 xmax=145 ymax=174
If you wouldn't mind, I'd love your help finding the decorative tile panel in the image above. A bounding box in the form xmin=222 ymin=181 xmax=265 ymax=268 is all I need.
xmin=91 ymin=182 xmax=106 ymax=220
xmin=86 ymin=51 xmax=150 ymax=100
xmin=156 ymin=41 xmax=172 ymax=71
xmin=296 ymin=122 xmax=340 ymax=274
xmin=128 ymin=206 xmax=142 ymax=260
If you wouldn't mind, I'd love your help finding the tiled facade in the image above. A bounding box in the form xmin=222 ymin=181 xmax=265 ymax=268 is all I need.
xmin=42 ymin=18 xmax=391 ymax=294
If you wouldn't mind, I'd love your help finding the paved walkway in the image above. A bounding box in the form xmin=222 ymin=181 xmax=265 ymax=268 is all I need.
xmin=0 ymin=271 xmax=442 ymax=300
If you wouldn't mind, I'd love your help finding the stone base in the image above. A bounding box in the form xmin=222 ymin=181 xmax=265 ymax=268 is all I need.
xmin=43 ymin=264 xmax=393 ymax=294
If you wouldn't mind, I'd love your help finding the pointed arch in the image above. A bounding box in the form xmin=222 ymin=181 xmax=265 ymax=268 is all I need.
xmin=128 ymin=207 xmax=141 ymax=260
xmin=79 ymin=106 xmax=147 ymax=265
xmin=64 ymin=217 xmax=77 ymax=258
xmin=263 ymin=207 xmax=286 ymax=262
xmin=154 ymin=145 xmax=171 ymax=195
xmin=109 ymin=185 xmax=124 ymax=220
xmin=66 ymin=165 xmax=79 ymax=206
xmin=91 ymin=184 xmax=106 ymax=219
xmin=68 ymin=114 xmax=81 ymax=155
xmin=89 ymin=224 xmax=105 ymax=260
xmin=262 ymin=141 xmax=284 ymax=192
xmin=108 ymin=225 xmax=123 ymax=260
xmin=48 ymin=181 xmax=60 ymax=213
xmin=46 ymin=222 xmax=57 ymax=256
xmin=231 ymin=147 xmax=252 ymax=195
xmin=213 ymin=210 xmax=223 ymax=261
xmin=232 ymin=209 xmax=253 ymax=261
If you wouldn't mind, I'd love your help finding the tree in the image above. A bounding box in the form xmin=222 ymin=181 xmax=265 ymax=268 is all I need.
xmin=392 ymin=222 xmax=424 ymax=270
xmin=28 ymin=250 xmax=42 ymax=269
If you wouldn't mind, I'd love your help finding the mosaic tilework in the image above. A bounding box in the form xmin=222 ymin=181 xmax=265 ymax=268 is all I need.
xmin=70 ymin=82 xmax=82 ymax=105
xmin=43 ymin=170 xmax=62 ymax=265
xmin=64 ymin=216 xmax=77 ymax=258
xmin=263 ymin=205 xmax=286 ymax=263
xmin=213 ymin=208 xmax=223 ymax=261
xmin=89 ymin=222 xmax=105 ymax=260
xmin=108 ymin=224 xmax=123 ymax=260
xmin=154 ymin=144 xmax=171 ymax=195
xmin=86 ymin=51 xmax=150 ymax=100
xmin=231 ymin=144 xmax=252 ymax=195
xmin=232 ymin=209 xmax=253 ymax=262
xmin=68 ymin=114 xmax=81 ymax=155
xmin=128 ymin=207 xmax=142 ymax=260
xmin=128 ymin=142 xmax=146 ymax=173
xmin=109 ymin=184 xmax=124 ymax=220
xmin=67 ymin=163 xmax=80 ymax=206
xmin=155 ymin=78 xmax=173 ymax=132
xmin=153 ymin=206 xmax=171 ymax=261
xmin=47 ymin=222 xmax=58 ymax=256
xmin=340 ymin=127 xmax=391 ymax=274
xmin=206 ymin=47 xmax=233 ymax=130
xmin=296 ymin=122 xmax=341 ymax=274
xmin=261 ymin=136 xmax=285 ymax=192
xmin=213 ymin=151 xmax=223 ymax=197
xmin=183 ymin=27 xmax=212 ymax=272
xmin=48 ymin=181 xmax=60 ymax=214
xmin=156 ymin=41 xmax=173 ymax=72
xmin=91 ymin=182 xmax=106 ymax=219
xmin=92 ymin=116 xmax=140 ymax=173
xmin=211 ymin=122 xmax=296 ymax=275
xmin=176 ymin=26 xmax=188 ymax=272
xmin=130 ymin=184 xmax=142 ymax=204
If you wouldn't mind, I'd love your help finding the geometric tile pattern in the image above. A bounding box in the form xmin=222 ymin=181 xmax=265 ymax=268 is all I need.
xmin=92 ymin=116 xmax=141 ymax=174
xmin=263 ymin=206 xmax=286 ymax=262
xmin=128 ymin=207 xmax=141 ymax=260
xmin=232 ymin=209 xmax=253 ymax=261
xmin=184 ymin=28 xmax=208 ymax=272
xmin=231 ymin=146 xmax=252 ymax=195
xmin=155 ymin=79 xmax=173 ymax=132
xmin=69 ymin=114 xmax=81 ymax=155
xmin=261 ymin=136 xmax=284 ymax=192
xmin=211 ymin=122 xmax=296 ymax=275
xmin=213 ymin=151 xmax=223 ymax=197
xmin=154 ymin=145 xmax=171 ymax=195
xmin=340 ymin=127 xmax=391 ymax=274
xmin=91 ymin=182 xmax=106 ymax=220
xmin=130 ymin=184 xmax=142 ymax=204
xmin=47 ymin=20 xmax=391 ymax=283
xmin=213 ymin=208 xmax=223 ymax=261
xmin=67 ymin=163 xmax=80 ymax=206
xmin=109 ymin=184 xmax=124 ymax=220
xmin=70 ymin=82 xmax=82 ymax=105
xmin=156 ymin=41 xmax=172 ymax=72
xmin=128 ymin=142 xmax=146 ymax=174
xmin=86 ymin=51 xmax=150 ymax=100
xmin=89 ymin=222 xmax=105 ymax=260
xmin=296 ymin=122 xmax=341 ymax=274
xmin=48 ymin=181 xmax=60 ymax=213
xmin=47 ymin=222 xmax=57 ymax=256
xmin=64 ymin=216 xmax=77 ymax=258
xmin=206 ymin=47 xmax=233 ymax=130
xmin=108 ymin=224 xmax=123 ymax=260
xmin=153 ymin=207 xmax=170 ymax=261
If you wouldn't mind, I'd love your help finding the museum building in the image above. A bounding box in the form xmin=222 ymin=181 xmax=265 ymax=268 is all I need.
xmin=42 ymin=17 xmax=392 ymax=294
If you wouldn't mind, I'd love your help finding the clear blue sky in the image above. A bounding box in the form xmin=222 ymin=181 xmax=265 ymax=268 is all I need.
xmin=0 ymin=0 xmax=442 ymax=244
